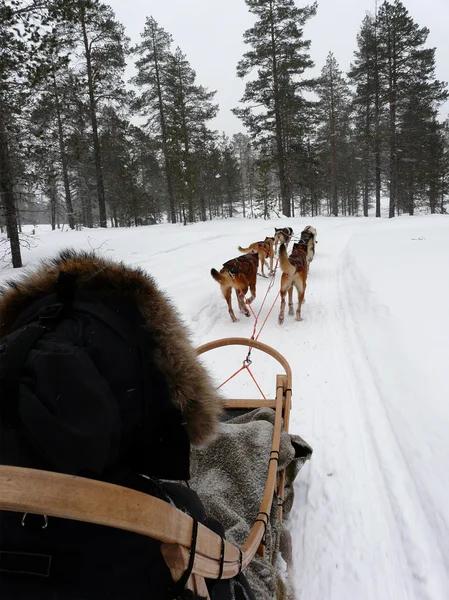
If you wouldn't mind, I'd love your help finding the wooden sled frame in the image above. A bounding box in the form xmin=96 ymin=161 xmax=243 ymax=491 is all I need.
xmin=0 ymin=337 xmax=292 ymax=598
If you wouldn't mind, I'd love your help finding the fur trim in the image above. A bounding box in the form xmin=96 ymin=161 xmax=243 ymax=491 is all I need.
xmin=0 ymin=249 xmax=223 ymax=446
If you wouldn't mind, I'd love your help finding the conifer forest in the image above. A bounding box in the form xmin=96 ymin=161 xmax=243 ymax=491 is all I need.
xmin=1 ymin=0 xmax=448 ymax=267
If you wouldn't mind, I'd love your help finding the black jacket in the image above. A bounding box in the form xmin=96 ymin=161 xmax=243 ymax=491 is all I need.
xmin=0 ymin=250 xmax=223 ymax=481
xmin=0 ymin=250 xmax=232 ymax=600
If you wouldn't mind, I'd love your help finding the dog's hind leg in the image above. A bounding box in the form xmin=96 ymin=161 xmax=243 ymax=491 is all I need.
xmin=278 ymin=275 xmax=289 ymax=325
xmin=295 ymin=280 xmax=306 ymax=321
xmin=223 ymin=287 xmax=238 ymax=322
xmin=288 ymin=286 xmax=294 ymax=316
xmin=235 ymin=278 xmax=251 ymax=316
xmin=235 ymin=288 xmax=250 ymax=317
xmin=247 ymin=277 xmax=256 ymax=304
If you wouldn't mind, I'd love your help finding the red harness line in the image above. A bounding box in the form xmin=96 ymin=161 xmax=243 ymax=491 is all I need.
xmin=218 ymin=256 xmax=281 ymax=398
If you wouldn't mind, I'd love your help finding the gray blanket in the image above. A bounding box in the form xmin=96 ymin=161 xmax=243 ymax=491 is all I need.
xmin=191 ymin=408 xmax=312 ymax=600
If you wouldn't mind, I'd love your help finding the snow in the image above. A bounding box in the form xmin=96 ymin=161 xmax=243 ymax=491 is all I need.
xmin=2 ymin=214 xmax=449 ymax=599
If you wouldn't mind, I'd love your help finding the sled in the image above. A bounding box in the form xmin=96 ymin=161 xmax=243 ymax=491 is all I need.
xmin=0 ymin=337 xmax=300 ymax=598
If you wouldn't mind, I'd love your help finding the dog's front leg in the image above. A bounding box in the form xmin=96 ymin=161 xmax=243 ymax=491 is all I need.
xmin=247 ymin=278 xmax=256 ymax=305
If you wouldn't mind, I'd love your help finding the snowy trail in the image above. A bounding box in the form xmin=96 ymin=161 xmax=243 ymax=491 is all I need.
xmin=2 ymin=216 xmax=449 ymax=599
xmin=289 ymin=220 xmax=449 ymax=600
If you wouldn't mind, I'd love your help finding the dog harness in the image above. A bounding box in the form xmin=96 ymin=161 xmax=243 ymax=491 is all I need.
xmin=223 ymin=253 xmax=258 ymax=277
xmin=289 ymin=244 xmax=308 ymax=268
xmin=300 ymin=231 xmax=314 ymax=245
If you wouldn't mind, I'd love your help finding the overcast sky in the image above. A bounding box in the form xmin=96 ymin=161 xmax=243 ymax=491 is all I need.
xmin=108 ymin=0 xmax=449 ymax=135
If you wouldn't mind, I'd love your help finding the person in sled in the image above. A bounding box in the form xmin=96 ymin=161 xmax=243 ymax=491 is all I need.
xmin=0 ymin=249 xmax=255 ymax=600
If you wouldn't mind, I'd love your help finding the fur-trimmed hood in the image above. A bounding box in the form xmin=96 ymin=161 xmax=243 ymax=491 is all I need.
xmin=0 ymin=249 xmax=223 ymax=446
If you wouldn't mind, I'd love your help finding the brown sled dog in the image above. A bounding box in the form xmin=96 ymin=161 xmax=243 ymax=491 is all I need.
xmin=299 ymin=225 xmax=317 ymax=271
xmin=278 ymin=241 xmax=308 ymax=325
xmin=237 ymin=237 xmax=274 ymax=277
xmin=274 ymin=227 xmax=294 ymax=255
xmin=211 ymin=252 xmax=258 ymax=322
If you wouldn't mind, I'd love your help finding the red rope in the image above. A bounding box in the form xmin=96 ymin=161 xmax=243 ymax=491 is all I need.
xmin=217 ymin=365 xmax=247 ymax=390
xmin=246 ymin=366 xmax=267 ymax=400
xmin=244 ymin=257 xmax=280 ymax=359
xmin=217 ymin=255 xmax=281 ymax=393
xmin=255 ymin=289 xmax=281 ymax=342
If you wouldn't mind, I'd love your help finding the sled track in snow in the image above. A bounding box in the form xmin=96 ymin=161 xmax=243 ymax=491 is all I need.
xmin=337 ymin=253 xmax=449 ymax=600
xmin=285 ymin=222 xmax=449 ymax=600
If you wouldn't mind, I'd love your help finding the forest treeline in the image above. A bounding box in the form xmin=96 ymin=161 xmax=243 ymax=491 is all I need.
xmin=1 ymin=0 xmax=448 ymax=266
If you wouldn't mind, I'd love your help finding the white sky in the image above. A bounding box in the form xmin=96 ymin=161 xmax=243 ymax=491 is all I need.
xmin=108 ymin=0 xmax=449 ymax=135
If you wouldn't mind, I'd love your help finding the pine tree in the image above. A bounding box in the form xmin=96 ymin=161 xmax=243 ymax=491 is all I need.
xmin=217 ymin=135 xmax=241 ymax=218
xmin=234 ymin=0 xmax=317 ymax=217
xmin=30 ymin=57 xmax=78 ymax=228
xmin=349 ymin=15 xmax=380 ymax=217
xmin=0 ymin=0 xmax=62 ymax=266
xmin=59 ymin=0 xmax=129 ymax=227
xmin=132 ymin=17 xmax=177 ymax=223
xmin=254 ymin=157 xmax=277 ymax=220
xmin=164 ymin=47 xmax=218 ymax=222
xmin=377 ymin=0 xmax=447 ymax=217
xmin=315 ymin=53 xmax=351 ymax=216
xmin=233 ymin=133 xmax=256 ymax=218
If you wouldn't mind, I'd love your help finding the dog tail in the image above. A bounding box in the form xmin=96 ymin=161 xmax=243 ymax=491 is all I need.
xmin=211 ymin=268 xmax=225 ymax=284
xmin=279 ymin=243 xmax=295 ymax=275
xmin=238 ymin=245 xmax=253 ymax=254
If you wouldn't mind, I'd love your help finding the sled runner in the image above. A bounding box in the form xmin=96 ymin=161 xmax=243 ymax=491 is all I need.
xmin=0 ymin=338 xmax=311 ymax=599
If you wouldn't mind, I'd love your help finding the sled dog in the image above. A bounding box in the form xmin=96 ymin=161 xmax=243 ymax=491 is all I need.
xmin=278 ymin=242 xmax=308 ymax=324
xmin=274 ymin=227 xmax=294 ymax=255
xmin=211 ymin=252 xmax=259 ymax=322
xmin=237 ymin=237 xmax=274 ymax=277
xmin=299 ymin=225 xmax=317 ymax=270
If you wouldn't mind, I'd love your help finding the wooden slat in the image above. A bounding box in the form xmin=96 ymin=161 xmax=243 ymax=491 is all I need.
xmin=196 ymin=337 xmax=293 ymax=389
xmin=277 ymin=382 xmax=293 ymax=521
xmin=0 ymin=467 xmax=239 ymax=567
xmin=239 ymin=374 xmax=286 ymax=565
xmin=224 ymin=399 xmax=278 ymax=409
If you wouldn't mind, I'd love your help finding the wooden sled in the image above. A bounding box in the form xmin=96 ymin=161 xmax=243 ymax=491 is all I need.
xmin=0 ymin=337 xmax=293 ymax=598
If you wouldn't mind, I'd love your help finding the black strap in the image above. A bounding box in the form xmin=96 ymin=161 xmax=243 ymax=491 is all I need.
xmin=56 ymin=271 xmax=78 ymax=305
xmin=171 ymin=519 xmax=198 ymax=597
xmin=217 ymin=536 xmax=225 ymax=580
xmin=269 ymin=450 xmax=279 ymax=463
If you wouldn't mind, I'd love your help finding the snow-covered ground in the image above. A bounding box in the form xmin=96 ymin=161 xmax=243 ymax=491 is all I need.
xmin=1 ymin=215 xmax=449 ymax=600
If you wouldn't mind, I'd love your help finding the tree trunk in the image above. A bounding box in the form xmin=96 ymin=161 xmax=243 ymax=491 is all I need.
xmin=52 ymin=70 xmax=75 ymax=229
xmin=269 ymin=1 xmax=290 ymax=217
xmin=151 ymin=27 xmax=176 ymax=224
xmin=330 ymin=75 xmax=338 ymax=217
xmin=49 ymin=176 xmax=57 ymax=230
xmin=441 ymin=179 xmax=445 ymax=214
xmin=429 ymin=177 xmax=437 ymax=214
xmin=200 ymin=192 xmax=207 ymax=221
xmin=374 ymin=12 xmax=381 ymax=218
xmin=363 ymin=72 xmax=370 ymax=217
xmin=387 ymin=24 xmax=397 ymax=219
xmin=177 ymin=63 xmax=195 ymax=223
xmin=81 ymin=9 xmax=107 ymax=228
xmin=0 ymin=101 xmax=22 ymax=267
